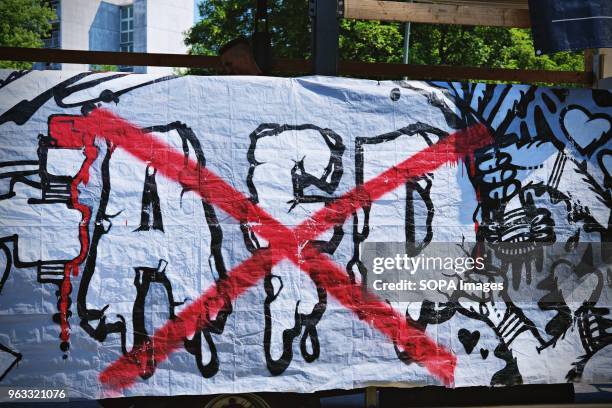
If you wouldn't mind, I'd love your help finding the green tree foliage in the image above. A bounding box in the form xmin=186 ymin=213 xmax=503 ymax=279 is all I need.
xmin=409 ymin=25 xmax=583 ymax=71
xmin=90 ymin=64 xmax=119 ymax=72
xmin=339 ymin=20 xmax=403 ymax=63
xmin=0 ymin=0 xmax=56 ymax=69
xmin=185 ymin=0 xmax=310 ymax=58
xmin=500 ymin=29 xmax=584 ymax=71
xmin=185 ymin=1 xmax=584 ymax=74
xmin=409 ymin=25 xmax=514 ymax=66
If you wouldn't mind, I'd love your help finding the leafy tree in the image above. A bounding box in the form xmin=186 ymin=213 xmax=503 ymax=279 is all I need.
xmin=339 ymin=20 xmax=403 ymax=63
xmin=185 ymin=0 xmax=310 ymax=58
xmin=90 ymin=64 xmax=119 ymax=72
xmin=0 ymin=0 xmax=56 ymax=69
xmin=185 ymin=1 xmax=584 ymax=75
xmin=409 ymin=25 xmax=514 ymax=67
xmin=500 ymin=29 xmax=583 ymax=71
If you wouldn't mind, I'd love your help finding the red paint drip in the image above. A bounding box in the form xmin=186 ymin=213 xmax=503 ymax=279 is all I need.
xmin=48 ymin=110 xmax=493 ymax=390
xmin=49 ymin=120 xmax=98 ymax=352
xmin=465 ymin=149 xmax=482 ymax=237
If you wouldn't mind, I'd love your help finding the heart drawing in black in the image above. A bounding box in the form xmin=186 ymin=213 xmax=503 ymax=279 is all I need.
xmin=458 ymin=328 xmax=480 ymax=354
xmin=560 ymin=105 xmax=611 ymax=157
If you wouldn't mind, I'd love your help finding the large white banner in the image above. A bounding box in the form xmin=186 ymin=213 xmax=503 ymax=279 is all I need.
xmin=0 ymin=70 xmax=610 ymax=399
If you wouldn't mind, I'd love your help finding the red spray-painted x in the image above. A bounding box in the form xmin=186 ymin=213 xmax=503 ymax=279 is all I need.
xmin=48 ymin=109 xmax=492 ymax=391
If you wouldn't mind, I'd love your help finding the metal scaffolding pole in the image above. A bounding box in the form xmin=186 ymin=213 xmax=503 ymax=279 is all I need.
xmin=311 ymin=0 xmax=340 ymax=75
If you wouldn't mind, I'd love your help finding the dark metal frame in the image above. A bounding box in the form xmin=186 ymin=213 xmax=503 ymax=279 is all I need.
xmin=310 ymin=0 xmax=341 ymax=75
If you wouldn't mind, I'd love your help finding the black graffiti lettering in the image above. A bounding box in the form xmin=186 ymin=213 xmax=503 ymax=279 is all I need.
xmin=0 ymin=342 xmax=22 ymax=382
xmin=135 ymin=165 xmax=164 ymax=232
xmin=243 ymin=123 xmax=344 ymax=374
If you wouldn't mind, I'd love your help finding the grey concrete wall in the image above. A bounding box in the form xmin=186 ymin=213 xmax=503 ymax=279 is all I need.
xmin=132 ymin=0 xmax=147 ymax=74
xmin=89 ymin=2 xmax=120 ymax=52
xmin=59 ymin=0 xmax=101 ymax=70
xmin=144 ymin=0 xmax=194 ymax=75
xmin=37 ymin=0 xmax=195 ymax=74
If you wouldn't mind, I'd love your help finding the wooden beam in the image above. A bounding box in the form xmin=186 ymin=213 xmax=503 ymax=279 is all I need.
xmin=584 ymin=49 xmax=595 ymax=88
xmin=343 ymin=0 xmax=531 ymax=27
xmin=423 ymin=0 xmax=529 ymax=9
xmin=599 ymin=48 xmax=612 ymax=79
xmin=584 ymin=49 xmax=594 ymax=74
xmin=594 ymin=48 xmax=612 ymax=89
xmin=0 ymin=47 xmax=590 ymax=86
xmin=0 ymin=46 xmax=310 ymax=74
xmin=365 ymin=387 xmax=379 ymax=408
xmin=339 ymin=60 xmax=591 ymax=84
xmin=0 ymin=47 xmax=222 ymax=69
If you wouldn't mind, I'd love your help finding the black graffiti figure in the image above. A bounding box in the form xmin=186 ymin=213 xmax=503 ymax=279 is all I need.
xmin=567 ymin=303 xmax=612 ymax=381
xmin=0 ymin=71 xmax=175 ymax=126
xmin=131 ymin=259 xmax=183 ymax=379
xmin=136 ymin=165 xmax=164 ymax=232
xmin=393 ymin=300 xmax=457 ymax=365
xmin=430 ymin=81 xmax=612 ymax=385
xmin=550 ymin=244 xmax=612 ymax=381
xmin=242 ymin=123 xmax=344 ymax=375
xmin=75 ymin=121 xmax=231 ymax=380
xmin=0 ymin=342 xmax=22 ymax=382
xmin=350 ymin=84 xmax=482 ymax=370
xmin=0 ymin=133 xmax=89 ymax=357
xmin=349 ymin=122 xmax=450 ymax=285
xmin=0 ymin=71 xmax=178 ymax=365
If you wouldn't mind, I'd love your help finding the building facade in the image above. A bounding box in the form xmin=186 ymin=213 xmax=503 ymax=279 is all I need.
xmin=40 ymin=0 xmax=197 ymax=74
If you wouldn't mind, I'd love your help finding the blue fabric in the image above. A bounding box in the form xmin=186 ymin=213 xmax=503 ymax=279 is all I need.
xmin=528 ymin=0 xmax=612 ymax=54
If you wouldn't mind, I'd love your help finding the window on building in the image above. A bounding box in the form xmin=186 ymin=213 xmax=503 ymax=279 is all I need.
xmin=119 ymin=5 xmax=134 ymax=72
xmin=120 ymin=5 xmax=134 ymax=52
xmin=43 ymin=23 xmax=60 ymax=49
xmin=43 ymin=0 xmax=60 ymax=49
xmin=39 ymin=0 xmax=61 ymax=69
